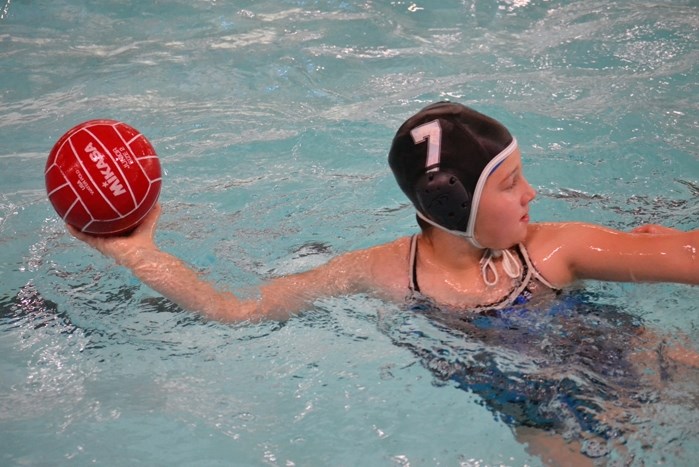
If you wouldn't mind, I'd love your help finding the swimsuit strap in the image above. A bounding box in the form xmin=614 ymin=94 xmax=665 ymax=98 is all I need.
xmin=516 ymin=243 xmax=559 ymax=290
xmin=408 ymin=234 xmax=524 ymax=292
xmin=409 ymin=234 xmax=420 ymax=292
xmin=406 ymin=239 xmax=559 ymax=310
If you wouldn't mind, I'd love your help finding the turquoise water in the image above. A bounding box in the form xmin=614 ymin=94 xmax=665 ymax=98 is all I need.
xmin=1 ymin=0 xmax=698 ymax=465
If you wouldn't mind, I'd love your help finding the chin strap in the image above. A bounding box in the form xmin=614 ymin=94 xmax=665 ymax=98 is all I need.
xmin=480 ymin=248 xmax=521 ymax=287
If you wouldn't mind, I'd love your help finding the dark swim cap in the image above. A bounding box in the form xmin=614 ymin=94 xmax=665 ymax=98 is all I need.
xmin=388 ymin=101 xmax=517 ymax=247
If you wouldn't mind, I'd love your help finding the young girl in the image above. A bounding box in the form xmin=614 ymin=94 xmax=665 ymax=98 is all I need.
xmin=69 ymin=101 xmax=697 ymax=464
xmin=68 ymin=101 xmax=698 ymax=321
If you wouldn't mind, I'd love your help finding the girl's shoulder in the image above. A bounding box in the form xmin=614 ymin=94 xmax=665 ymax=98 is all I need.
xmin=338 ymin=236 xmax=411 ymax=263
xmin=525 ymin=222 xmax=600 ymax=246
xmin=329 ymin=236 xmax=412 ymax=283
xmin=361 ymin=236 xmax=413 ymax=273
xmin=523 ymin=222 xmax=592 ymax=287
xmin=330 ymin=236 xmax=412 ymax=301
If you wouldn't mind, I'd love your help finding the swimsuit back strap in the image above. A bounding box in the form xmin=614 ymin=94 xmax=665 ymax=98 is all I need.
xmin=517 ymin=243 xmax=559 ymax=291
xmin=408 ymin=234 xmax=420 ymax=293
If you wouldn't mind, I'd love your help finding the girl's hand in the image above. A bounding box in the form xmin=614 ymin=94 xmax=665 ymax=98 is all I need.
xmin=66 ymin=203 xmax=162 ymax=264
xmin=631 ymin=224 xmax=682 ymax=235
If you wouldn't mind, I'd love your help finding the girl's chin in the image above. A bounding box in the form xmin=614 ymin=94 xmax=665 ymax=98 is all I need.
xmin=477 ymin=225 xmax=529 ymax=250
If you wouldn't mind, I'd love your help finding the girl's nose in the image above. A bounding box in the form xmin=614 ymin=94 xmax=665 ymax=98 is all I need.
xmin=523 ymin=180 xmax=536 ymax=204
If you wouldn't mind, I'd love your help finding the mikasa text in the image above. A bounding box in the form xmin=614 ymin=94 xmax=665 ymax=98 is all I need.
xmin=85 ymin=142 xmax=127 ymax=197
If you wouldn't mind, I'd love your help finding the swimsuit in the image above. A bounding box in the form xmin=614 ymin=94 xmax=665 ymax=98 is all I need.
xmin=393 ymin=235 xmax=647 ymax=453
xmin=406 ymin=234 xmax=559 ymax=311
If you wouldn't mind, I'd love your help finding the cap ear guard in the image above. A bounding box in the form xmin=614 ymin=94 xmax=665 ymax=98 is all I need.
xmin=415 ymin=170 xmax=471 ymax=231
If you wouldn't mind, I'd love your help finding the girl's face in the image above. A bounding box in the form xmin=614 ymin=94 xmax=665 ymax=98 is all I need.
xmin=473 ymin=149 xmax=536 ymax=249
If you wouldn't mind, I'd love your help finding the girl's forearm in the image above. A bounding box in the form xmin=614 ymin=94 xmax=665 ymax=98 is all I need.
xmin=119 ymin=247 xmax=252 ymax=322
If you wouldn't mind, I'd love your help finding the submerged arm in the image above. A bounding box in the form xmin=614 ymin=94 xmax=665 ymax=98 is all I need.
xmin=68 ymin=204 xmax=373 ymax=322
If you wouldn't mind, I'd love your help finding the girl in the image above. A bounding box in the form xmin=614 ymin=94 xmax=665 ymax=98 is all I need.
xmin=68 ymin=101 xmax=698 ymax=320
xmin=69 ymin=101 xmax=698 ymax=465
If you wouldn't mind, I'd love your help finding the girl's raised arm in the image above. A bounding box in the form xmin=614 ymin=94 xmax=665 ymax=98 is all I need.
xmin=68 ymin=204 xmax=376 ymax=322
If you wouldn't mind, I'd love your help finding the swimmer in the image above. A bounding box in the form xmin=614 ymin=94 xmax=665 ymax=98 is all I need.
xmin=68 ymin=101 xmax=698 ymax=465
xmin=68 ymin=101 xmax=699 ymax=322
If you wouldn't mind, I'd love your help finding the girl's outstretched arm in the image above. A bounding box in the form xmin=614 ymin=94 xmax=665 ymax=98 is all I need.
xmin=69 ymin=204 xmax=256 ymax=321
xmin=528 ymin=223 xmax=699 ymax=286
xmin=68 ymin=204 xmax=376 ymax=322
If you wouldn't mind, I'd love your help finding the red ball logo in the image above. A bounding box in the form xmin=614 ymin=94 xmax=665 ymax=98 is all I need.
xmin=45 ymin=119 xmax=162 ymax=236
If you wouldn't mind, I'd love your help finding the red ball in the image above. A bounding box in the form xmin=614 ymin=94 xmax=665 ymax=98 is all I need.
xmin=45 ymin=119 xmax=162 ymax=236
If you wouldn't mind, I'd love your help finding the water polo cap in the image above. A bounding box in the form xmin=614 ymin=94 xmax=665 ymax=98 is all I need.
xmin=388 ymin=101 xmax=517 ymax=249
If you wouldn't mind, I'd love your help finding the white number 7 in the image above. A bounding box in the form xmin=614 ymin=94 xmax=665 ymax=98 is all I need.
xmin=410 ymin=120 xmax=442 ymax=173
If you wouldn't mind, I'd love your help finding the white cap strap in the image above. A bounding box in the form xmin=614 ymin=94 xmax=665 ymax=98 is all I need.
xmin=465 ymin=138 xmax=518 ymax=247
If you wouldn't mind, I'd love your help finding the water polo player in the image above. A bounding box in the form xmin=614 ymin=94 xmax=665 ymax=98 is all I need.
xmin=67 ymin=101 xmax=698 ymax=318
xmin=67 ymin=101 xmax=698 ymax=463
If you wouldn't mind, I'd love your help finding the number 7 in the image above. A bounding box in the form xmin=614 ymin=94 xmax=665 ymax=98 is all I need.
xmin=410 ymin=120 xmax=442 ymax=172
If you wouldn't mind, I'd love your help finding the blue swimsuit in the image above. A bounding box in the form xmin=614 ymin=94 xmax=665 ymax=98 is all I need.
xmin=398 ymin=235 xmax=647 ymax=452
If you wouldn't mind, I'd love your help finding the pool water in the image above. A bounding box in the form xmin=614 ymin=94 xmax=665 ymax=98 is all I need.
xmin=1 ymin=0 xmax=698 ymax=465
